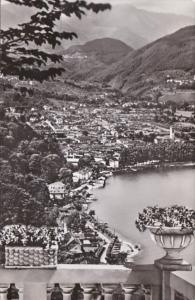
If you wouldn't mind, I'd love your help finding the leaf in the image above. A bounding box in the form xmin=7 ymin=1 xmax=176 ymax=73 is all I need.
xmin=1 ymin=0 xmax=111 ymax=81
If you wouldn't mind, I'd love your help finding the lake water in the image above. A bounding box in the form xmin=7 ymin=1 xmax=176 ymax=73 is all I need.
xmin=91 ymin=168 xmax=195 ymax=265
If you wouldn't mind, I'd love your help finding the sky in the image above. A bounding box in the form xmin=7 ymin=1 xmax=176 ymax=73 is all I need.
xmin=1 ymin=0 xmax=195 ymax=17
xmin=93 ymin=0 xmax=195 ymax=17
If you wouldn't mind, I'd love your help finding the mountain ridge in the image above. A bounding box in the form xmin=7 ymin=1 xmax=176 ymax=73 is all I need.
xmin=1 ymin=3 xmax=194 ymax=49
xmin=92 ymin=25 xmax=195 ymax=93
xmin=60 ymin=26 xmax=195 ymax=96
xmin=60 ymin=37 xmax=133 ymax=80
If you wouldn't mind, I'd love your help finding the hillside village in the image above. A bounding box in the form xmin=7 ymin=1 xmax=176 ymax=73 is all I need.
xmin=0 ymin=13 xmax=195 ymax=266
xmin=0 ymin=60 xmax=195 ymax=264
xmin=1 ymin=0 xmax=195 ymax=298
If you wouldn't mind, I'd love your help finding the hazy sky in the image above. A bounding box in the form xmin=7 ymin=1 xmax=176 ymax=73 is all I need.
xmin=94 ymin=0 xmax=195 ymax=16
xmin=2 ymin=0 xmax=195 ymax=16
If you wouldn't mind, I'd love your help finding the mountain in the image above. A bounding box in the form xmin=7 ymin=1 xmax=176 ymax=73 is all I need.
xmin=129 ymin=0 xmax=195 ymax=18
xmin=64 ymin=38 xmax=132 ymax=64
xmin=93 ymin=25 xmax=195 ymax=93
xmin=61 ymin=38 xmax=133 ymax=80
xmin=58 ymin=4 xmax=194 ymax=49
xmin=1 ymin=3 xmax=194 ymax=49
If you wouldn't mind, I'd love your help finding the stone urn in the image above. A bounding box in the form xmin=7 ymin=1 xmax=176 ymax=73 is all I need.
xmin=147 ymin=226 xmax=194 ymax=268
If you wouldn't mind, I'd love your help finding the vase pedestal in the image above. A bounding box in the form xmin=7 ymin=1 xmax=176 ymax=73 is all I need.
xmin=155 ymin=258 xmax=192 ymax=271
xmin=154 ymin=247 xmax=192 ymax=271
xmin=147 ymin=226 xmax=194 ymax=271
xmin=155 ymin=249 xmax=192 ymax=271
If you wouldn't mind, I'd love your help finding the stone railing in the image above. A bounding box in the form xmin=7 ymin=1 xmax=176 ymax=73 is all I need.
xmin=0 ymin=264 xmax=195 ymax=300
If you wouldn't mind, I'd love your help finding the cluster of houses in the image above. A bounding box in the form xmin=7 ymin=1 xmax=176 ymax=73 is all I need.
xmin=166 ymin=74 xmax=195 ymax=87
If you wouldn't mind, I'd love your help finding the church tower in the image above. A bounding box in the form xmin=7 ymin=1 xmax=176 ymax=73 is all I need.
xmin=170 ymin=126 xmax=175 ymax=140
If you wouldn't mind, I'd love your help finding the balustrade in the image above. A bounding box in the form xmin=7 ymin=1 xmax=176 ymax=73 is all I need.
xmin=0 ymin=265 xmax=194 ymax=300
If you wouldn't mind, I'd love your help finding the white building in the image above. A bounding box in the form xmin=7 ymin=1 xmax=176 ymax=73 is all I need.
xmin=73 ymin=170 xmax=92 ymax=183
xmin=109 ymin=159 xmax=119 ymax=169
xmin=170 ymin=126 xmax=175 ymax=140
xmin=66 ymin=155 xmax=80 ymax=166
xmin=48 ymin=181 xmax=66 ymax=200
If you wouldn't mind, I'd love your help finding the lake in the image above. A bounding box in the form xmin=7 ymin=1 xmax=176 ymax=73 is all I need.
xmin=91 ymin=168 xmax=195 ymax=265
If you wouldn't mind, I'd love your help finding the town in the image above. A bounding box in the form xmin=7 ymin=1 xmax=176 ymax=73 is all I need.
xmin=0 ymin=72 xmax=194 ymax=266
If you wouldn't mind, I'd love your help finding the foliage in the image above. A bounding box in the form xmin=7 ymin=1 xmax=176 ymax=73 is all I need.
xmin=0 ymin=225 xmax=65 ymax=248
xmin=0 ymin=0 xmax=111 ymax=81
xmin=135 ymin=205 xmax=195 ymax=232
xmin=41 ymin=153 xmax=62 ymax=182
xmin=0 ymin=182 xmax=48 ymax=227
xmin=29 ymin=153 xmax=41 ymax=175
xmin=25 ymin=175 xmax=51 ymax=205
xmin=0 ymin=115 xmax=67 ymax=228
xmin=120 ymin=140 xmax=195 ymax=165
xmin=66 ymin=211 xmax=87 ymax=232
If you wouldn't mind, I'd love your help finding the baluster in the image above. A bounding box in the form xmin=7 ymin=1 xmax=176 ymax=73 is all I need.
xmin=112 ymin=284 xmax=125 ymax=300
xmin=7 ymin=283 xmax=19 ymax=300
xmin=131 ymin=285 xmax=145 ymax=300
xmin=91 ymin=284 xmax=104 ymax=300
xmin=71 ymin=284 xmax=84 ymax=300
xmin=142 ymin=285 xmax=151 ymax=300
xmin=102 ymin=286 xmax=113 ymax=300
xmin=82 ymin=285 xmax=94 ymax=300
xmin=122 ymin=286 xmax=136 ymax=300
xmin=47 ymin=286 xmax=52 ymax=300
xmin=0 ymin=285 xmax=9 ymax=300
xmin=62 ymin=286 xmax=74 ymax=300
xmin=51 ymin=284 xmax=63 ymax=300
xmin=18 ymin=288 xmax=23 ymax=300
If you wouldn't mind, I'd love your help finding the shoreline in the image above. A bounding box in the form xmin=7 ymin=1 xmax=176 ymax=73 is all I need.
xmin=112 ymin=161 xmax=195 ymax=176
xmin=88 ymin=162 xmax=195 ymax=262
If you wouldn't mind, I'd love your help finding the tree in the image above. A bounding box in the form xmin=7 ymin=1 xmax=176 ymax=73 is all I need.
xmin=58 ymin=167 xmax=72 ymax=184
xmin=0 ymin=182 xmax=47 ymax=227
xmin=25 ymin=175 xmax=50 ymax=205
xmin=0 ymin=0 xmax=111 ymax=81
xmin=66 ymin=211 xmax=80 ymax=231
xmin=0 ymin=146 xmax=11 ymax=159
xmin=29 ymin=153 xmax=41 ymax=175
xmin=0 ymin=106 xmax=6 ymax=119
xmin=89 ymin=210 xmax=95 ymax=217
xmin=0 ymin=159 xmax=14 ymax=183
xmin=41 ymin=153 xmax=62 ymax=182
xmin=9 ymin=152 xmax=29 ymax=174
xmin=45 ymin=205 xmax=59 ymax=227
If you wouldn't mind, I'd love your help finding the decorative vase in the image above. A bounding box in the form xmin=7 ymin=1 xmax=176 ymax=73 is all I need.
xmin=147 ymin=226 xmax=194 ymax=267
xmin=5 ymin=246 xmax=58 ymax=268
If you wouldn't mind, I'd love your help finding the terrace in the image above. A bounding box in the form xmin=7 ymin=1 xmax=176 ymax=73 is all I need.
xmin=0 ymin=261 xmax=194 ymax=300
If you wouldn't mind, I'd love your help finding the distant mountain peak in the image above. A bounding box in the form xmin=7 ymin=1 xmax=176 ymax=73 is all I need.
xmin=2 ymin=2 xmax=194 ymax=49
xmin=92 ymin=25 xmax=195 ymax=93
xmin=63 ymin=37 xmax=132 ymax=65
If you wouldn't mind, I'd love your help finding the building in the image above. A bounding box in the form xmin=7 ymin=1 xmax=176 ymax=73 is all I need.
xmin=73 ymin=170 xmax=92 ymax=183
xmin=170 ymin=126 xmax=175 ymax=140
xmin=48 ymin=181 xmax=66 ymax=200
xmin=109 ymin=159 xmax=119 ymax=169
